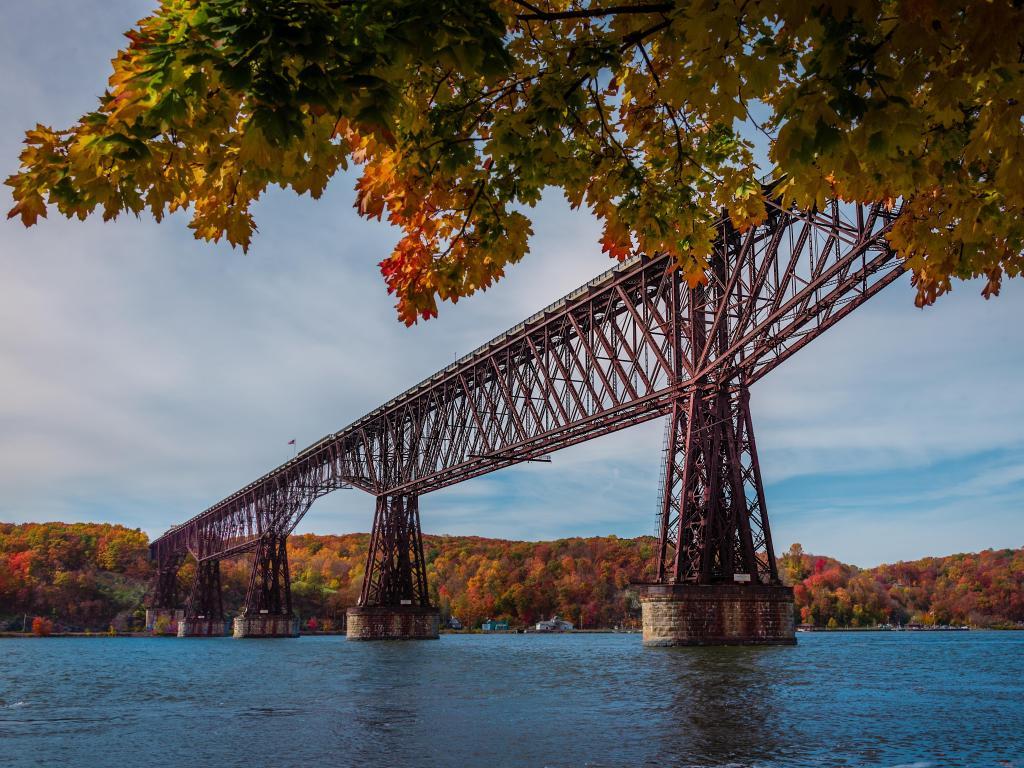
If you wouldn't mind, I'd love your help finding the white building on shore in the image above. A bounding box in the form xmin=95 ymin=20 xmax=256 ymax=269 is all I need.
xmin=535 ymin=616 xmax=574 ymax=632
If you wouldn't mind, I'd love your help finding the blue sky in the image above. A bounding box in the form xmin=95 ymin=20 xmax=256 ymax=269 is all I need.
xmin=1 ymin=2 xmax=1022 ymax=567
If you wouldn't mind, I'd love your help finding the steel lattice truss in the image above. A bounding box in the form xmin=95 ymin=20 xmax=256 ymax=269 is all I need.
xmin=150 ymin=197 xmax=902 ymax=583
xmin=656 ymin=387 xmax=778 ymax=585
xmin=242 ymin=534 xmax=292 ymax=617
xmin=185 ymin=559 xmax=224 ymax=621
xmin=359 ymin=495 xmax=431 ymax=607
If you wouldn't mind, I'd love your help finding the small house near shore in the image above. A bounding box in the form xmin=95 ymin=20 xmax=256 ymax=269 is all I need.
xmin=535 ymin=616 xmax=574 ymax=632
xmin=481 ymin=618 xmax=509 ymax=631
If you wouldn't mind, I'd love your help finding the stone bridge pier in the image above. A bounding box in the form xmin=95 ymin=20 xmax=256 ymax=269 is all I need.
xmin=635 ymin=386 xmax=795 ymax=646
xmin=633 ymin=242 xmax=797 ymax=647
xmin=178 ymin=558 xmax=229 ymax=637
xmin=233 ymin=533 xmax=300 ymax=638
xmin=347 ymin=494 xmax=439 ymax=640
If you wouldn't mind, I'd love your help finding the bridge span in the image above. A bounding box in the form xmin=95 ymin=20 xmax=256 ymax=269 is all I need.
xmin=149 ymin=195 xmax=902 ymax=644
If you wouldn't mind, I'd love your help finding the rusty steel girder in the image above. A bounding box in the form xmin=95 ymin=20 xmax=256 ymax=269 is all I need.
xmin=656 ymin=387 xmax=777 ymax=585
xmin=358 ymin=494 xmax=430 ymax=608
xmin=148 ymin=196 xmax=901 ymax=598
xmin=242 ymin=536 xmax=299 ymax=618
xmin=184 ymin=558 xmax=224 ymax=622
xmin=240 ymin=534 xmax=293 ymax=618
xmin=151 ymin=551 xmax=184 ymax=610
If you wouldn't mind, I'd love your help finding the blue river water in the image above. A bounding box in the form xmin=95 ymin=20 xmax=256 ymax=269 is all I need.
xmin=0 ymin=631 xmax=1021 ymax=767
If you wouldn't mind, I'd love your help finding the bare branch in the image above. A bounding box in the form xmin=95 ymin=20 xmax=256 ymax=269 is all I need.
xmin=516 ymin=3 xmax=674 ymax=21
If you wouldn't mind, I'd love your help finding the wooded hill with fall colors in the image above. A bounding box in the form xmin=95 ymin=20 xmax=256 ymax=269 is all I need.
xmin=1 ymin=522 xmax=1021 ymax=632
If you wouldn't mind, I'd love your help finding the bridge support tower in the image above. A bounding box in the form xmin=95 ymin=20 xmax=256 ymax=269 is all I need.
xmin=637 ymin=386 xmax=794 ymax=646
xmin=637 ymin=237 xmax=795 ymax=647
xmin=146 ymin=553 xmax=184 ymax=635
xmin=178 ymin=558 xmax=229 ymax=637
xmin=347 ymin=494 xmax=439 ymax=640
xmin=233 ymin=534 xmax=300 ymax=638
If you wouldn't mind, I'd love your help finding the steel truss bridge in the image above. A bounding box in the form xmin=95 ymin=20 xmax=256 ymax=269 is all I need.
xmin=151 ymin=195 xmax=902 ymax=623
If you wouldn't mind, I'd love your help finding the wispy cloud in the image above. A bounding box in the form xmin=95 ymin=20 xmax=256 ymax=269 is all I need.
xmin=1 ymin=2 xmax=1022 ymax=567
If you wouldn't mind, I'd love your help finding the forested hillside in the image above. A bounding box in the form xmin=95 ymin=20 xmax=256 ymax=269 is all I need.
xmin=0 ymin=523 xmax=150 ymax=630
xmin=1 ymin=522 xmax=1021 ymax=631
xmin=783 ymin=544 xmax=1024 ymax=628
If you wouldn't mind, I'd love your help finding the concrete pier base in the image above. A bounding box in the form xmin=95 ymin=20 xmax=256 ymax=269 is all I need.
xmin=177 ymin=618 xmax=231 ymax=637
xmin=346 ymin=606 xmax=440 ymax=640
xmin=146 ymin=608 xmax=184 ymax=635
xmin=636 ymin=583 xmax=796 ymax=647
xmin=232 ymin=615 xmax=300 ymax=638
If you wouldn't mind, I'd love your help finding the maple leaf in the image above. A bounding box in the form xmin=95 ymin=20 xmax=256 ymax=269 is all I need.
xmin=6 ymin=0 xmax=1024 ymax=319
xmin=6 ymin=193 xmax=47 ymax=227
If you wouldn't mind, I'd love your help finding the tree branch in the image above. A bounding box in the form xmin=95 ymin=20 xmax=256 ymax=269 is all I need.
xmin=516 ymin=2 xmax=674 ymax=21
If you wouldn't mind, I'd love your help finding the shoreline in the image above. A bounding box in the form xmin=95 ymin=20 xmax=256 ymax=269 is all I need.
xmin=4 ymin=627 xmax=1021 ymax=639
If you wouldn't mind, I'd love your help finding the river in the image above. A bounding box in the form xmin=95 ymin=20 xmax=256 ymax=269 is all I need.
xmin=1 ymin=631 xmax=1021 ymax=767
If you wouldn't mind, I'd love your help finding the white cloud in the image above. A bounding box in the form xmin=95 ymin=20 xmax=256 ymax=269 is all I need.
xmin=0 ymin=3 xmax=1021 ymax=566
xmin=753 ymin=275 xmax=1024 ymax=482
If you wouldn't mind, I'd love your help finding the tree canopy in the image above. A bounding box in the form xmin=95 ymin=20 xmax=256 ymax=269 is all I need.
xmin=3 ymin=523 xmax=1023 ymax=631
xmin=7 ymin=0 xmax=1024 ymax=323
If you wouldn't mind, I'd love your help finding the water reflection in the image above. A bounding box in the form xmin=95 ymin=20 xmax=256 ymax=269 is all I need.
xmin=650 ymin=646 xmax=795 ymax=766
xmin=1 ymin=634 xmax=1021 ymax=767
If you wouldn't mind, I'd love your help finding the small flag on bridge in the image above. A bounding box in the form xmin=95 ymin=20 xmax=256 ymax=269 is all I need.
xmin=287 ymin=439 xmax=296 ymax=446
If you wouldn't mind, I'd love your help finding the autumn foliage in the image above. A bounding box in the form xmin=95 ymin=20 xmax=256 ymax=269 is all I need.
xmin=2 ymin=522 xmax=1022 ymax=631
xmin=781 ymin=543 xmax=1024 ymax=627
xmin=0 ymin=522 xmax=151 ymax=631
xmin=7 ymin=1 xmax=1024 ymax=322
xmin=218 ymin=533 xmax=659 ymax=629
xmin=30 ymin=616 xmax=53 ymax=636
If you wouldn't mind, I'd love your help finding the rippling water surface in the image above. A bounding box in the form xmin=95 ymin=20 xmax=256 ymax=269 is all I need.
xmin=1 ymin=631 xmax=1021 ymax=767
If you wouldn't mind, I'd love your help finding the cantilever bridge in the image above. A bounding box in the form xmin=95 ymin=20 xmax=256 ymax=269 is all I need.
xmin=149 ymin=193 xmax=903 ymax=643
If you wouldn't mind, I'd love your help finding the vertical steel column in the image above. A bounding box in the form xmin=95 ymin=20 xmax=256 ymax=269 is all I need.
xmin=185 ymin=559 xmax=224 ymax=621
xmin=358 ymin=494 xmax=430 ymax=607
xmin=152 ymin=552 xmax=184 ymax=609
xmin=655 ymin=218 xmax=778 ymax=586
xmin=656 ymin=387 xmax=779 ymax=585
xmin=742 ymin=390 xmax=778 ymax=580
xmin=242 ymin=534 xmax=293 ymax=617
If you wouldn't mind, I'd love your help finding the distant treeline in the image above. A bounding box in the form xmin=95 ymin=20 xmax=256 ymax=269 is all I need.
xmin=1 ymin=522 xmax=1022 ymax=631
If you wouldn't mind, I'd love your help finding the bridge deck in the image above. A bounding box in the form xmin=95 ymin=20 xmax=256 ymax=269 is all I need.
xmin=151 ymin=198 xmax=902 ymax=562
